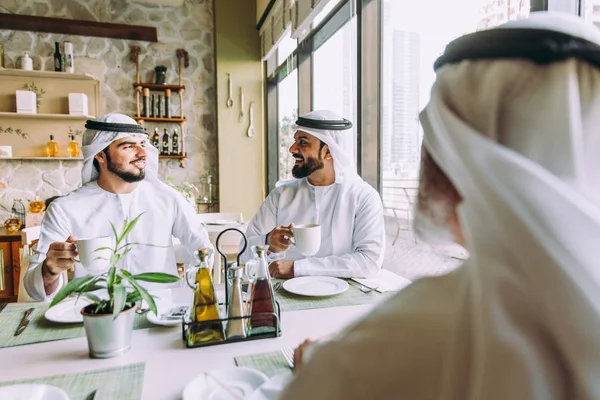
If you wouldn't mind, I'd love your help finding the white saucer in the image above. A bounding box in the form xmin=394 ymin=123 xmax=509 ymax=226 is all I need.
xmin=183 ymin=367 xmax=268 ymax=400
xmin=146 ymin=303 xmax=189 ymax=327
xmin=282 ymin=276 xmax=349 ymax=297
xmin=44 ymin=297 xmax=92 ymax=323
xmin=0 ymin=384 xmax=69 ymax=400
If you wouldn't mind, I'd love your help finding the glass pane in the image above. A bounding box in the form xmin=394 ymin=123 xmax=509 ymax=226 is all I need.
xmin=313 ymin=19 xmax=357 ymax=166
xmin=380 ymin=0 xmax=530 ymax=225
xmin=278 ymin=69 xmax=298 ymax=182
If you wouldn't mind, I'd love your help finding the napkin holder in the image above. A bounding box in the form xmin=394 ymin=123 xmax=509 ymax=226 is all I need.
xmin=182 ymin=228 xmax=281 ymax=348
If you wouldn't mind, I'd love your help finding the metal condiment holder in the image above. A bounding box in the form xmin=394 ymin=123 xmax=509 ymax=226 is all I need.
xmin=182 ymin=228 xmax=282 ymax=348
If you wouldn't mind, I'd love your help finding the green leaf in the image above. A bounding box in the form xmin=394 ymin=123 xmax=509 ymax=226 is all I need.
xmin=126 ymin=291 xmax=142 ymax=304
xmin=109 ymin=221 xmax=119 ymax=245
xmin=107 ymin=266 xmax=116 ymax=296
xmin=112 ymin=284 xmax=126 ymax=320
xmin=110 ymin=253 xmax=120 ymax=266
xmin=50 ymin=275 xmax=97 ymax=308
xmin=119 ymin=269 xmax=157 ymax=316
xmin=92 ymin=246 xmax=113 ymax=253
xmin=116 ymin=242 xmax=168 ymax=252
xmin=81 ymin=292 xmax=103 ymax=304
xmin=132 ymin=272 xmax=180 ymax=283
xmin=118 ymin=213 xmax=145 ymax=244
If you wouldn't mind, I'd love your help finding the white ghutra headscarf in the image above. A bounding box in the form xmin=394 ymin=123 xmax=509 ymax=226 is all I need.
xmin=290 ymin=109 xmax=356 ymax=184
xmin=81 ymin=113 xmax=158 ymax=185
xmin=419 ymin=11 xmax=600 ymax=398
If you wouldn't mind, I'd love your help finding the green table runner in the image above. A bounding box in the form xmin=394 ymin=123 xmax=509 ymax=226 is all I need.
xmin=0 ymin=362 xmax=144 ymax=400
xmin=235 ymin=349 xmax=292 ymax=377
xmin=0 ymin=302 xmax=154 ymax=349
xmin=274 ymin=279 xmax=392 ymax=312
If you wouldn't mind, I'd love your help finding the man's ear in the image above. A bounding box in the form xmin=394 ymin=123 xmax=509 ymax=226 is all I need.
xmin=323 ymin=147 xmax=333 ymax=160
xmin=94 ymin=152 xmax=106 ymax=166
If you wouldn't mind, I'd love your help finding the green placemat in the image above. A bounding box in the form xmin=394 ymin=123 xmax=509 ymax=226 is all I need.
xmin=0 ymin=362 xmax=144 ymax=400
xmin=273 ymin=279 xmax=392 ymax=312
xmin=0 ymin=302 xmax=154 ymax=349
xmin=235 ymin=349 xmax=292 ymax=377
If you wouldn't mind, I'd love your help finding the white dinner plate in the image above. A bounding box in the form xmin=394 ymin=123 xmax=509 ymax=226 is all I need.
xmin=282 ymin=276 xmax=349 ymax=297
xmin=202 ymin=220 xmax=241 ymax=226
xmin=146 ymin=303 xmax=190 ymax=327
xmin=44 ymin=297 xmax=92 ymax=323
xmin=0 ymin=384 xmax=69 ymax=400
xmin=182 ymin=367 xmax=268 ymax=400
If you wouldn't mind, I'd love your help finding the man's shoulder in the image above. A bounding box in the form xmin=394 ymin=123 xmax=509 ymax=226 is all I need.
xmin=343 ymin=177 xmax=381 ymax=202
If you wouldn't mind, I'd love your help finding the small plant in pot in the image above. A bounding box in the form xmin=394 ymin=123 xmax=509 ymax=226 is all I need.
xmin=49 ymin=213 xmax=180 ymax=359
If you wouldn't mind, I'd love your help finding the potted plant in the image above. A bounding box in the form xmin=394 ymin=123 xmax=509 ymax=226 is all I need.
xmin=166 ymin=177 xmax=200 ymax=207
xmin=49 ymin=213 xmax=180 ymax=359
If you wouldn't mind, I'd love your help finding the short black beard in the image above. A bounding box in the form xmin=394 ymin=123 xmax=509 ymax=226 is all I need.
xmin=292 ymin=155 xmax=324 ymax=178
xmin=106 ymin=150 xmax=145 ymax=183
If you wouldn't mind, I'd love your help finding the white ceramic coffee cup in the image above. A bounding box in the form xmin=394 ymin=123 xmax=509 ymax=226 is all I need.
xmin=77 ymin=236 xmax=112 ymax=273
xmin=291 ymin=224 xmax=321 ymax=256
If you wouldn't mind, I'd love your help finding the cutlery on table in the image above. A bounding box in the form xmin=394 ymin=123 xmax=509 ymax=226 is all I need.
xmin=85 ymin=389 xmax=97 ymax=400
xmin=0 ymin=303 xmax=7 ymax=314
xmin=14 ymin=307 xmax=35 ymax=336
xmin=281 ymin=347 xmax=295 ymax=369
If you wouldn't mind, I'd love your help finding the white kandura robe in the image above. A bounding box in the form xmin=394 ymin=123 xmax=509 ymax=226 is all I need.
xmin=24 ymin=180 xmax=213 ymax=301
xmin=243 ymin=175 xmax=385 ymax=278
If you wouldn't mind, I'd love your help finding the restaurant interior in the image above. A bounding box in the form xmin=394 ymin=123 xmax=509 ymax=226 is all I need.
xmin=0 ymin=0 xmax=590 ymax=398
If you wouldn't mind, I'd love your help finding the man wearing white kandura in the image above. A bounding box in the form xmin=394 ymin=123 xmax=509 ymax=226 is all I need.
xmin=279 ymin=12 xmax=600 ymax=400
xmin=24 ymin=113 xmax=213 ymax=301
xmin=242 ymin=110 xmax=385 ymax=279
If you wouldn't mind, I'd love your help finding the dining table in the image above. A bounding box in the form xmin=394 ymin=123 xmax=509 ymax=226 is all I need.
xmin=0 ymin=280 xmax=396 ymax=399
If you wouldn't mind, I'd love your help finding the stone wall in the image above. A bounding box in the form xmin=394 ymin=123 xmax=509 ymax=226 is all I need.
xmin=0 ymin=0 xmax=217 ymax=222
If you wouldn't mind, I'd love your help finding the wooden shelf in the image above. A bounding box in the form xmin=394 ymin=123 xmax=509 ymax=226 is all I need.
xmin=135 ymin=116 xmax=186 ymax=123
xmin=159 ymin=153 xmax=186 ymax=159
xmin=0 ymin=68 xmax=98 ymax=81
xmin=0 ymin=157 xmax=83 ymax=160
xmin=159 ymin=153 xmax=187 ymax=168
xmin=133 ymin=83 xmax=185 ymax=91
xmin=0 ymin=112 xmax=94 ymax=120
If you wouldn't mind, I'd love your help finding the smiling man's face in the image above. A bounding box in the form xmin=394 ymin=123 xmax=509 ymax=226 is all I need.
xmin=103 ymin=135 xmax=147 ymax=183
xmin=288 ymin=131 xmax=328 ymax=179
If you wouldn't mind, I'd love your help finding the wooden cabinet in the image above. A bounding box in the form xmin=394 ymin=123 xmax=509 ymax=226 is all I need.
xmin=0 ymin=68 xmax=100 ymax=158
xmin=0 ymin=229 xmax=21 ymax=303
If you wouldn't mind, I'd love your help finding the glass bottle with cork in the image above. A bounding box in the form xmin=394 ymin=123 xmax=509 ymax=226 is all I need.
xmin=226 ymin=263 xmax=247 ymax=339
xmin=67 ymin=135 xmax=80 ymax=157
xmin=185 ymin=248 xmax=225 ymax=346
xmin=46 ymin=135 xmax=59 ymax=157
xmin=247 ymin=245 xmax=278 ymax=335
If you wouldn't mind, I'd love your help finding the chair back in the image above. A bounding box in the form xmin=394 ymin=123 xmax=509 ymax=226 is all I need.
xmin=196 ymin=212 xmax=243 ymax=223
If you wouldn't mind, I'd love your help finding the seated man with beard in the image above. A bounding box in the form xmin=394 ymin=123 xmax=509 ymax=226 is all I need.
xmin=24 ymin=113 xmax=212 ymax=300
xmin=279 ymin=12 xmax=600 ymax=399
xmin=243 ymin=110 xmax=385 ymax=279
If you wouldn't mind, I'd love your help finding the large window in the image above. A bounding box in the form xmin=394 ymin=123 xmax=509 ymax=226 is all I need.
xmin=380 ymin=0 xmax=530 ymax=214
xmin=277 ymin=69 xmax=298 ymax=182
xmin=313 ymin=18 xmax=357 ymax=165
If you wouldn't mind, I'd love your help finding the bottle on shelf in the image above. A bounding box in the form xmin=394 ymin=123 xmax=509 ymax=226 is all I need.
xmin=165 ymin=88 xmax=172 ymax=118
xmin=46 ymin=135 xmax=59 ymax=157
xmin=171 ymin=128 xmax=179 ymax=155
xmin=157 ymin=94 xmax=163 ymax=118
xmin=142 ymin=88 xmax=150 ymax=117
xmin=152 ymin=128 xmax=160 ymax=149
xmin=63 ymin=41 xmax=74 ymax=73
xmin=54 ymin=42 xmax=62 ymax=72
xmin=21 ymin=52 xmax=33 ymax=71
xmin=67 ymin=135 xmax=80 ymax=157
xmin=150 ymin=94 xmax=155 ymax=118
xmin=185 ymin=248 xmax=225 ymax=346
xmin=161 ymin=128 xmax=170 ymax=155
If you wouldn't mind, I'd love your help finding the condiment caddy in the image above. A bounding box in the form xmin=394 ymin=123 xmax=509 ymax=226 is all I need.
xmin=182 ymin=228 xmax=282 ymax=348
